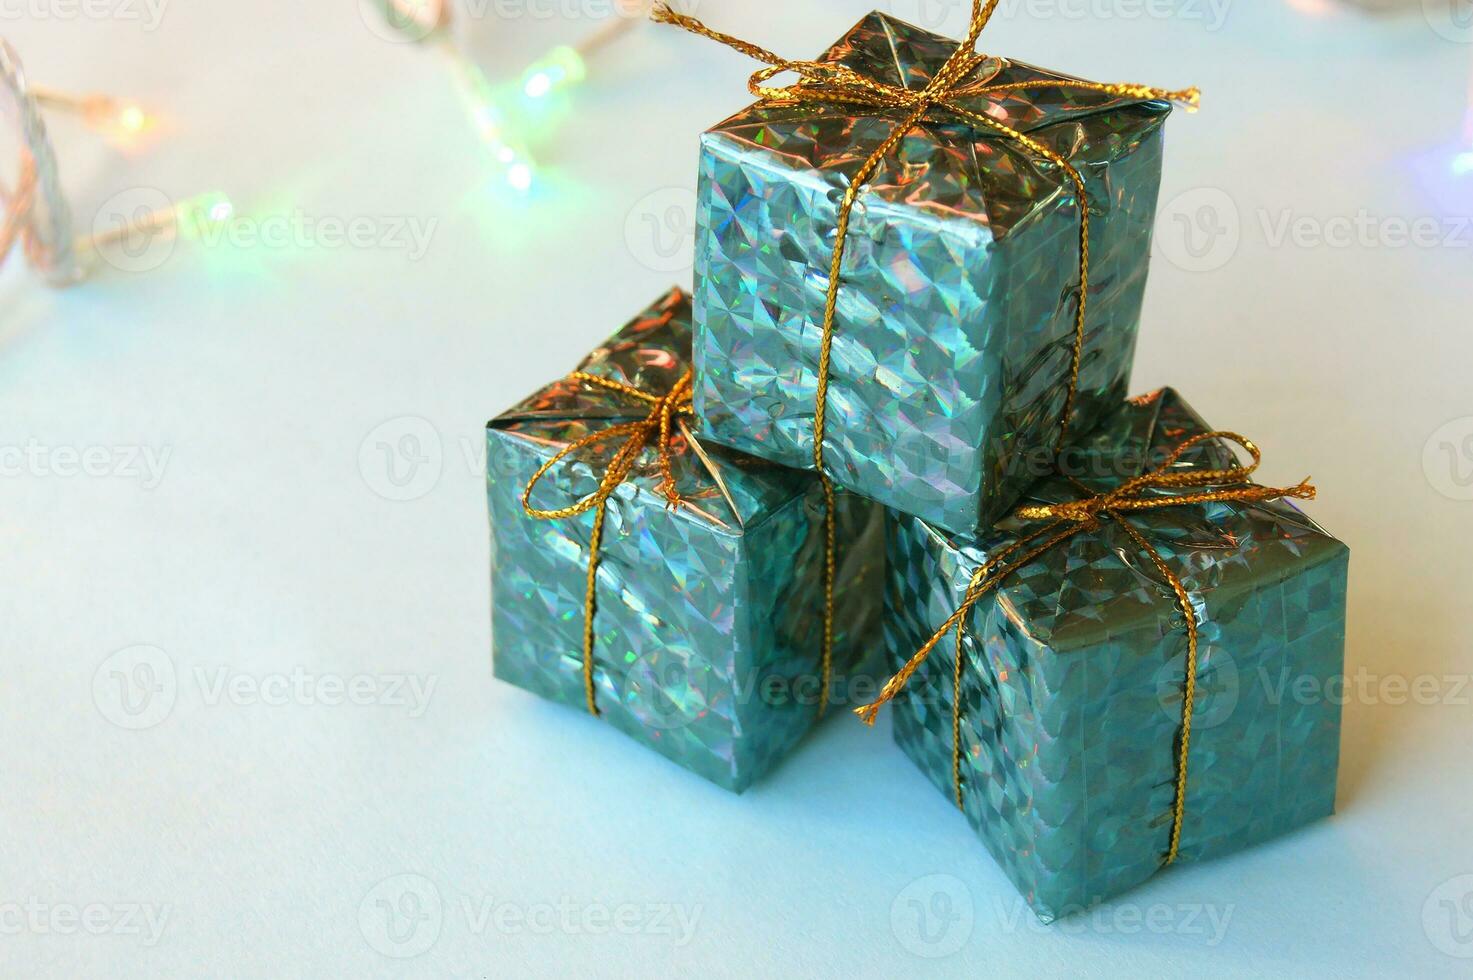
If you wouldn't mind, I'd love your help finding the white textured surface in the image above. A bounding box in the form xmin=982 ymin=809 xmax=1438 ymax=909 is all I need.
xmin=2 ymin=0 xmax=1471 ymax=975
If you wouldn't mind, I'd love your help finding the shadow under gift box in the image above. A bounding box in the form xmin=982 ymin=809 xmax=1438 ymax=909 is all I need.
xmin=486 ymin=289 xmax=885 ymax=793
xmin=882 ymin=389 xmax=1349 ymax=921
xmin=692 ymin=10 xmax=1178 ymax=537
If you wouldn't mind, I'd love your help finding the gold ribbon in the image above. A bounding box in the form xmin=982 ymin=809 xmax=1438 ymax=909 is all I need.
xmin=521 ymin=307 xmax=695 ymax=716
xmin=854 ymin=429 xmax=1316 ymax=864
xmin=654 ymin=0 xmax=1199 ymax=711
xmin=0 ymin=156 xmax=41 ymax=271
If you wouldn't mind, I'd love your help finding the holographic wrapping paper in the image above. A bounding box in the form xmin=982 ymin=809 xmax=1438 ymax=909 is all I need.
xmin=883 ymin=389 xmax=1349 ymax=921
xmin=692 ymin=10 xmax=1172 ymax=537
xmin=487 ymin=289 xmax=885 ymax=793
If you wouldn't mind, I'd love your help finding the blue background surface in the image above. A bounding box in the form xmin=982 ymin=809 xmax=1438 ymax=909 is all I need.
xmin=3 ymin=0 xmax=1472 ymax=975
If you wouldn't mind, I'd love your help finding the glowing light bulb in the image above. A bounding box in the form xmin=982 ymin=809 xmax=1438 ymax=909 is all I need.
xmin=520 ymin=46 xmax=587 ymax=101
xmin=1283 ymin=0 xmax=1333 ymax=16
xmin=175 ymin=192 xmax=234 ymax=239
xmin=30 ymin=87 xmax=152 ymax=140
xmin=445 ymin=53 xmax=538 ymax=193
xmin=115 ymin=102 xmax=147 ymax=133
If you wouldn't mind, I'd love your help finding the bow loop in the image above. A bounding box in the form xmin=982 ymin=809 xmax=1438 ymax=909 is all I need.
xmin=520 ymin=369 xmax=694 ymax=522
xmin=1013 ymin=431 xmax=1312 ymax=523
xmin=747 ymin=60 xmax=907 ymax=109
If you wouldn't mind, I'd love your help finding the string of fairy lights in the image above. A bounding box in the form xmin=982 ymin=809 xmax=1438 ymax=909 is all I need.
xmin=373 ymin=0 xmax=644 ymax=193
xmin=0 ymin=38 xmax=232 ymax=285
xmin=2 ymin=2 xmax=643 ymax=286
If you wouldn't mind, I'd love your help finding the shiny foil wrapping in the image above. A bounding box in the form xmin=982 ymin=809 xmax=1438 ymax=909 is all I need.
xmin=692 ymin=10 xmax=1172 ymax=537
xmin=487 ymin=289 xmax=885 ymax=793
xmin=883 ymin=389 xmax=1349 ymax=920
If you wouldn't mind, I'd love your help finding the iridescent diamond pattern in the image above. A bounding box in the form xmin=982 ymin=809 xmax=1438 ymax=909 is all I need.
xmin=487 ymin=290 xmax=886 ymax=793
xmin=883 ymin=389 xmax=1349 ymax=920
xmin=692 ymin=10 xmax=1170 ymax=536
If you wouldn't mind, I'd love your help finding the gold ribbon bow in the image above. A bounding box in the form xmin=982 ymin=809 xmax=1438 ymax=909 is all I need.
xmin=654 ymin=0 xmax=1199 ymax=708
xmin=521 ymin=317 xmax=695 ymax=716
xmin=854 ymin=429 xmax=1316 ymax=864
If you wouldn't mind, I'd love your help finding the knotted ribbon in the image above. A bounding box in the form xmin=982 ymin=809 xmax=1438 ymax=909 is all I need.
xmin=521 ymin=304 xmax=696 ymax=715
xmin=654 ymin=0 xmax=1199 ymax=712
xmin=854 ymin=429 xmax=1316 ymax=864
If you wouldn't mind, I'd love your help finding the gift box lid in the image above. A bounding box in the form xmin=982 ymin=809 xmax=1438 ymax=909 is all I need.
xmin=821 ymin=10 xmax=1172 ymax=133
xmin=488 ymin=288 xmax=810 ymax=533
xmin=937 ymin=387 xmax=1348 ymax=651
xmin=703 ymin=10 xmax=1173 ymax=241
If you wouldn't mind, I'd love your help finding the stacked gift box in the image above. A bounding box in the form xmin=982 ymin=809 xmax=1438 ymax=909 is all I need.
xmin=486 ymin=6 xmax=1349 ymax=922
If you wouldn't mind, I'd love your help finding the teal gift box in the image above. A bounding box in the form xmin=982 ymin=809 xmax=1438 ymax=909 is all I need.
xmin=879 ymin=388 xmax=1349 ymax=920
xmin=691 ymin=9 xmax=1183 ymax=537
xmin=486 ymin=289 xmax=885 ymax=792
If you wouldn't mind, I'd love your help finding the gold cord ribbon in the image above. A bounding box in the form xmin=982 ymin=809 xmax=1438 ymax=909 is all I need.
xmin=0 ymin=156 xmax=43 ymax=271
xmin=854 ymin=430 xmax=1315 ymax=864
xmin=654 ymin=0 xmax=1198 ymax=713
xmin=521 ymin=309 xmax=695 ymax=716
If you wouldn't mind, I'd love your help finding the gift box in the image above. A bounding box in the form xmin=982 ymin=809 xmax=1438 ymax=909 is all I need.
xmin=688 ymin=9 xmax=1183 ymax=536
xmin=878 ymin=388 xmax=1348 ymax=920
xmin=486 ymin=288 xmax=885 ymax=793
